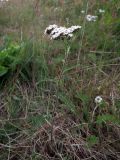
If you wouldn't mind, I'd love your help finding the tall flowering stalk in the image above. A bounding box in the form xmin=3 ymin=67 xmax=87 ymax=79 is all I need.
xmin=44 ymin=24 xmax=82 ymax=69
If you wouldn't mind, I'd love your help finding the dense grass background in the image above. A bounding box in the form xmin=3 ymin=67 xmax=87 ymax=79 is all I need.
xmin=0 ymin=0 xmax=120 ymax=159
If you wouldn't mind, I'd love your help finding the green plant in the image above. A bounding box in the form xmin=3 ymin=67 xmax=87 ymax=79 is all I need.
xmin=58 ymin=92 xmax=76 ymax=114
xmin=96 ymin=114 xmax=120 ymax=125
xmin=0 ymin=42 xmax=24 ymax=77
xmin=87 ymin=135 xmax=99 ymax=147
xmin=0 ymin=0 xmax=120 ymax=159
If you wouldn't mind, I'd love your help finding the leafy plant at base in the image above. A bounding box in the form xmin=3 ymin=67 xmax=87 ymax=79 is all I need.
xmin=0 ymin=42 xmax=24 ymax=77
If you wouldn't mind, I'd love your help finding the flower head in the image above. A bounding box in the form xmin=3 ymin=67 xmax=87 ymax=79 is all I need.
xmin=86 ymin=15 xmax=98 ymax=22
xmin=95 ymin=96 xmax=103 ymax=104
xmin=44 ymin=24 xmax=81 ymax=40
xmin=99 ymin=9 xmax=105 ymax=13
xmin=81 ymin=10 xmax=85 ymax=14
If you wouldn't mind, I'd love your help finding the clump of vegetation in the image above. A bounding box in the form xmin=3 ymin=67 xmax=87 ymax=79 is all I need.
xmin=0 ymin=42 xmax=23 ymax=77
xmin=0 ymin=0 xmax=120 ymax=159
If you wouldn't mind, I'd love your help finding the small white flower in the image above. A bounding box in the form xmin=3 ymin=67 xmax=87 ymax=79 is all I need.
xmin=99 ymin=9 xmax=105 ymax=13
xmin=70 ymin=25 xmax=82 ymax=30
xmin=51 ymin=32 xmax=61 ymax=40
xmin=51 ymin=27 xmax=66 ymax=35
xmin=54 ymin=7 xmax=58 ymax=11
xmin=95 ymin=96 xmax=103 ymax=104
xmin=68 ymin=33 xmax=73 ymax=38
xmin=86 ymin=15 xmax=98 ymax=22
xmin=81 ymin=10 xmax=85 ymax=14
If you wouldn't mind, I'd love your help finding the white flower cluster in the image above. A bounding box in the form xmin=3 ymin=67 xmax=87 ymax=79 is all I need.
xmin=99 ymin=9 xmax=105 ymax=13
xmin=86 ymin=15 xmax=98 ymax=22
xmin=95 ymin=96 xmax=103 ymax=104
xmin=44 ymin=24 xmax=82 ymax=40
xmin=81 ymin=10 xmax=85 ymax=14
